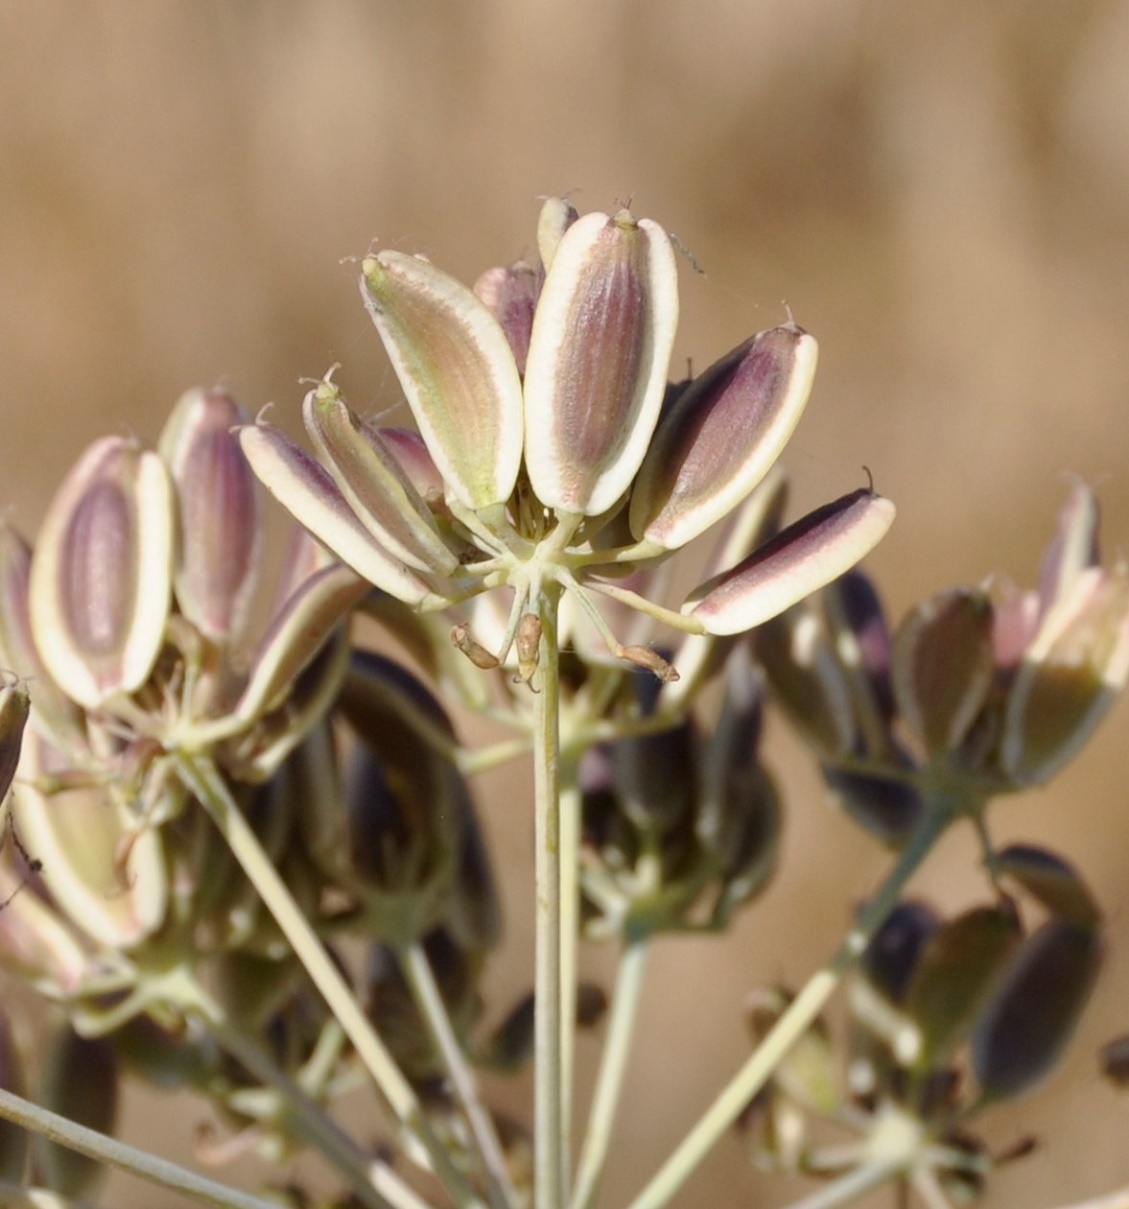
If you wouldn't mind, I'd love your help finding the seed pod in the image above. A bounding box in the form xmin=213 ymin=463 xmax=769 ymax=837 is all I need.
xmin=35 ymin=1023 xmax=118 ymax=1198
xmin=1001 ymin=563 xmax=1129 ymax=786
xmin=361 ymin=251 xmax=525 ymax=511
xmin=0 ymin=1008 xmax=28 ymax=1181
xmin=536 ymin=196 xmax=580 ymax=272
xmin=29 ymin=436 xmax=173 ymax=708
xmin=302 ymin=378 xmax=458 ymax=574
xmin=756 ymin=605 xmax=857 ymax=759
xmin=993 ymin=844 xmax=1101 ymax=931
xmin=158 ymin=386 xmax=263 ymax=645
xmin=697 ymin=646 xmax=781 ymax=922
xmin=859 ymin=900 xmax=939 ymax=1007
xmin=0 ymin=672 xmax=29 ymax=805
xmin=892 ymin=587 xmax=995 ymax=756
xmin=973 ymin=919 xmax=1102 ymax=1101
xmin=630 ymin=324 xmax=818 ymax=552
xmin=12 ymin=729 xmax=167 ymax=951
xmin=523 ymin=209 xmax=679 ymax=517
xmin=684 ymin=489 xmax=896 ymax=637
xmin=474 ymin=259 xmax=541 ymax=375
xmin=239 ymin=419 xmax=433 ymax=605
xmin=900 ymin=905 xmax=1021 ymax=1071
xmin=823 ymin=764 xmax=925 ymax=848
xmin=233 ymin=563 xmax=368 ymax=728
xmin=1037 ymin=481 xmax=1100 ymax=622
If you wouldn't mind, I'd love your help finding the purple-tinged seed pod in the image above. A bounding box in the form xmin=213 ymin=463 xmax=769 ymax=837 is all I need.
xmin=973 ymin=919 xmax=1102 ymax=1102
xmin=993 ymin=844 xmax=1101 ymax=931
xmin=630 ymin=324 xmax=818 ymax=552
xmin=239 ymin=420 xmax=433 ymax=606
xmin=233 ymin=563 xmax=369 ymax=728
xmin=29 ymin=436 xmax=173 ymax=708
xmin=158 ymin=387 xmax=263 ymax=646
xmin=523 ymin=209 xmax=679 ymax=518
xmin=474 ymin=259 xmax=541 ymax=375
xmin=892 ymin=587 xmax=995 ymax=757
xmin=1001 ymin=563 xmax=1129 ymax=786
xmin=303 ymin=379 xmax=458 ymax=576
xmin=685 ymin=488 xmax=896 ymax=637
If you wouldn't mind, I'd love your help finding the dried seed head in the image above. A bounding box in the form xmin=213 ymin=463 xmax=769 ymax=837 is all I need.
xmin=29 ymin=437 xmax=174 ymax=708
xmin=523 ymin=209 xmax=679 ymax=517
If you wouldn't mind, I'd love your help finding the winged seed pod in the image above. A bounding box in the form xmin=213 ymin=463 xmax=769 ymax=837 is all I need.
xmin=891 ymin=587 xmax=995 ymax=757
xmin=28 ymin=436 xmax=173 ymax=709
xmin=684 ymin=488 xmax=896 ymax=636
xmin=630 ymin=324 xmax=817 ymax=552
xmin=158 ymin=387 xmax=263 ymax=646
xmin=522 ymin=208 xmax=679 ymax=517
xmin=361 ymin=249 xmax=525 ymax=512
xmin=0 ymin=672 xmax=29 ymax=804
xmin=12 ymin=728 xmax=167 ymax=951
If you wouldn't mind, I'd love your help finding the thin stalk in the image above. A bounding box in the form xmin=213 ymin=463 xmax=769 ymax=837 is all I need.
xmin=401 ymin=941 xmax=517 ymax=1209
xmin=0 ymin=1087 xmax=280 ymax=1209
xmin=174 ymin=752 xmax=482 ymax=1209
xmin=532 ymin=583 xmax=566 ymax=1209
xmin=626 ymin=801 xmax=956 ymax=1209
xmin=570 ymin=936 xmax=651 ymax=1209
xmin=200 ymin=1007 xmax=397 ymax=1209
xmin=1049 ymin=1189 xmax=1129 ymax=1209
xmin=558 ymin=755 xmax=581 ymax=1176
xmin=781 ymin=1158 xmax=905 ymax=1209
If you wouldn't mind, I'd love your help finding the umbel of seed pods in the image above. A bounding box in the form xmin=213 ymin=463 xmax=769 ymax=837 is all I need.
xmin=240 ymin=198 xmax=896 ymax=678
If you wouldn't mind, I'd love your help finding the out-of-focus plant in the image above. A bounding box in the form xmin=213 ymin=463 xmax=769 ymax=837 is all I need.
xmin=0 ymin=198 xmax=1123 ymax=1209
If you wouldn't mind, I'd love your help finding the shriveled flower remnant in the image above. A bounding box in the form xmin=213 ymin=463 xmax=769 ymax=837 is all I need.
xmin=240 ymin=197 xmax=895 ymax=682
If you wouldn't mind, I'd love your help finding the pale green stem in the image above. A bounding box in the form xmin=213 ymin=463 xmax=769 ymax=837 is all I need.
xmin=401 ymin=941 xmax=517 ymax=1209
xmin=198 ymin=1003 xmax=398 ymax=1209
xmin=570 ymin=937 xmax=651 ymax=1209
xmin=782 ymin=1157 xmax=904 ymax=1209
xmin=626 ymin=801 xmax=956 ymax=1209
xmin=0 ymin=1087 xmax=279 ymax=1209
xmin=458 ymin=737 xmax=531 ymax=778
xmin=558 ymin=754 xmax=581 ymax=1179
xmin=533 ymin=583 xmax=566 ymax=1209
xmin=174 ymin=752 xmax=482 ymax=1209
xmin=912 ymin=1166 xmax=957 ymax=1209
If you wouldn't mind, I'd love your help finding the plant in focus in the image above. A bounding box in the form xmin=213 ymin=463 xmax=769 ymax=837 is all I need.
xmin=0 ymin=197 xmax=1125 ymax=1209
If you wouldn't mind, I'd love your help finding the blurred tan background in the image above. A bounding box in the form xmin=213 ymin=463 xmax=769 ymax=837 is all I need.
xmin=3 ymin=3 xmax=1129 ymax=1206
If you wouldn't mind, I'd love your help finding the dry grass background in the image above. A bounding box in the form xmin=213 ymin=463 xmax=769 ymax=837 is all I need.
xmin=3 ymin=3 xmax=1129 ymax=1206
